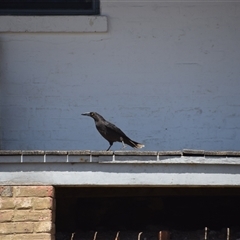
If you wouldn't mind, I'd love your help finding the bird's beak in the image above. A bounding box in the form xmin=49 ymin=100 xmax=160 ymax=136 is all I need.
xmin=81 ymin=112 xmax=91 ymax=116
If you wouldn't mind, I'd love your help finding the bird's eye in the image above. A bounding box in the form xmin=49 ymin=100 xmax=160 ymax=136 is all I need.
xmin=90 ymin=112 xmax=94 ymax=116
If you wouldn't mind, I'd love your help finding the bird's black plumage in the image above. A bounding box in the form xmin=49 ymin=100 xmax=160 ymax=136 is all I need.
xmin=82 ymin=112 xmax=145 ymax=151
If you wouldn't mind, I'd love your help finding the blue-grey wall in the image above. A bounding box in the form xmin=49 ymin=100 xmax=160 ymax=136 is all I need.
xmin=0 ymin=2 xmax=240 ymax=151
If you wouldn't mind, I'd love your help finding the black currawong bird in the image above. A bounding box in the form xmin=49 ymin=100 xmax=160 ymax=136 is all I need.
xmin=82 ymin=112 xmax=145 ymax=151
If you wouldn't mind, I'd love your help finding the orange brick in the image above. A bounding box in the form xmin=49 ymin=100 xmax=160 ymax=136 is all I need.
xmin=34 ymin=221 xmax=54 ymax=233
xmin=0 ymin=222 xmax=14 ymax=234
xmin=33 ymin=197 xmax=53 ymax=210
xmin=14 ymin=198 xmax=32 ymax=209
xmin=14 ymin=186 xmax=54 ymax=198
xmin=11 ymin=233 xmax=53 ymax=240
xmin=0 ymin=222 xmax=34 ymax=234
xmin=0 ymin=198 xmax=15 ymax=209
xmin=0 ymin=235 xmax=13 ymax=240
xmin=0 ymin=210 xmax=14 ymax=222
xmin=0 ymin=187 xmax=13 ymax=197
xmin=15 ymin=222 xmax=34 ymax=234
xmin=13 ymin=210 xmax=52 ymax=222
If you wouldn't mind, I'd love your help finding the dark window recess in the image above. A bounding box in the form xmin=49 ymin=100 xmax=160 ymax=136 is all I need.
xmin=0 ymin=0 xmax=100 ymax=15
xmin=56 ymin=187 xmax=240 ymax=240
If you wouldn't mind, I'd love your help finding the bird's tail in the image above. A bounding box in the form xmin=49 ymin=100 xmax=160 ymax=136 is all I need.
xmin=125 ymin=139 xmax=145 ymax=149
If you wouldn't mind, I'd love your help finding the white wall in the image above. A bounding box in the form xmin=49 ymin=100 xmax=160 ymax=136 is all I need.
xmin=0 ymin=2 xmax=240 ymax=151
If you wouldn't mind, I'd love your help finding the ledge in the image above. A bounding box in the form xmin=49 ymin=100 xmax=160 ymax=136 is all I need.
xmin=0 ymin=149 xmax=240 ymax=186
xmin=0 ymin=149 xmax=240 ymax=164
xmin=0 ymin=15 xmax=108 ymax=33
xmin=1 ymin=150 xmax=240 ymax=186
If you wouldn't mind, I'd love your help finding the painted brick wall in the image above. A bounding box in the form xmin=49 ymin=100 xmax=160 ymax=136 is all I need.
xmin=0 ymin=2 xmax=240 ymax=151
xmin=0 ymin=186 xmax=55 ymax=240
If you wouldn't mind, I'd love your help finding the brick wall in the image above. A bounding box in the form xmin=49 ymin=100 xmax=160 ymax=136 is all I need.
xmin=0 ymin=186 xmax=55 ymax=240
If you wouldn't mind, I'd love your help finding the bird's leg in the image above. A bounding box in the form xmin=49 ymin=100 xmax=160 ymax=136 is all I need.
xmin=106 ymin=142 xmax=113 ymax=151
xmin=121 ymin=141 xmax=126 ymax=149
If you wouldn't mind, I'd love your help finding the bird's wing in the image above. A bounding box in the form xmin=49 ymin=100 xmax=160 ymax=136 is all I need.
xmin=104 ymin=122 xmax=144 ymax=148
xmin=96 ymin=121 xmax=128 ymax=142
xmin=105 ymin=121 xmax=128 ymax=137
xmin=96 ymin=120 xmax=144 ymax=148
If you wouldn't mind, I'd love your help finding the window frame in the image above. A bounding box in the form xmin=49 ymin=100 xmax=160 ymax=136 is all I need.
xmin=0 ymin=0 xmax=100 ymax=16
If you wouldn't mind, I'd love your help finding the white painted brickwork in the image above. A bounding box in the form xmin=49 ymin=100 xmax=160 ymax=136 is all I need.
xmin=0 ymin=2 xmax=240 ymax=151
